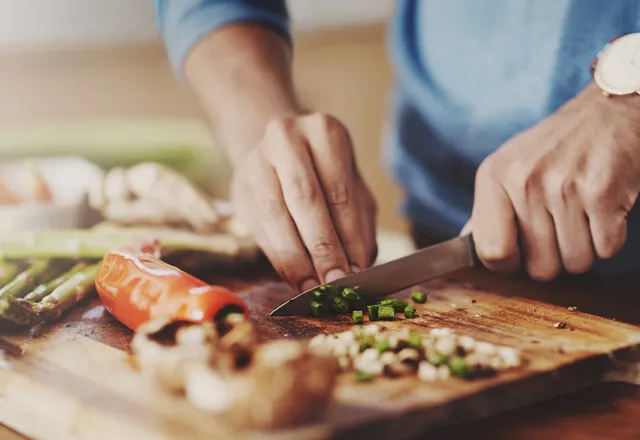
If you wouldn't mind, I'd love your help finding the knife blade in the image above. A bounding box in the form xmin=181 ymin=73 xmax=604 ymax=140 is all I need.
xmin=269 ymin=233 xmax=480 ymax=316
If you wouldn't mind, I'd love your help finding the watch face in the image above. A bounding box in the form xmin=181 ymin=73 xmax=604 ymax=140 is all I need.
xmin=594 ymin=33 xmax=640 ymax=95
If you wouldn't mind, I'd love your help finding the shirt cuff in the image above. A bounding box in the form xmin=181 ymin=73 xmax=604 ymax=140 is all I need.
xmin=160 ymin=2 xmax=291 ymax=80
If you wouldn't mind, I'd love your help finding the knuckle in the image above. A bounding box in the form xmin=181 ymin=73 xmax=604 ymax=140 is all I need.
xmin=258 ymin=197 xmax=283 ymax=217
xmin=584 ymin=179 xmax=614 ymax=211
xmin=289 ymin=179 xmax=318 ymax=207
xmin=476 ymin=156 xmax=499 ymax=183
xmin=546 ymin=173 xmax=577 ymax=205
xmin=509 ymin=168 xmax=540 ymax=200
xmin=325 ymin=181 xmax=350 ymax=205
xmin=307 ymin=113 xmax=342 ymax=131
xmin=265 ymin=116 xmax=298 ymax=139
xmin=311 ymin=238 xmax=339 ymax=258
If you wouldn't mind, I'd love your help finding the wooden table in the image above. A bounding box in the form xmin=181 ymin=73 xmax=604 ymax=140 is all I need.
xmin=1 ymin=263 xmax=639 ymax=440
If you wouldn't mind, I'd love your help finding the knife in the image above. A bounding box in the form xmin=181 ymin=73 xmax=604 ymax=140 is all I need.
xmin=269 ymin=233 xmax=480 ymax=316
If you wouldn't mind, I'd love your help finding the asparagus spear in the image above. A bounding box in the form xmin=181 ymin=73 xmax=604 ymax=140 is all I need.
xmin=0 ymin=260 xmax=70 ymax=302
xmin=22 ymin=262 xmax=87 ymax=302
xmin=0 ymin=228 xmax=258 ymax=261
xmin=1 ymin=263 xmax=99 ymax=327
xmin=32 ymin=263 xmax=100 ymax=321
xmin=0 ymin=260 xmax=23 ymax=288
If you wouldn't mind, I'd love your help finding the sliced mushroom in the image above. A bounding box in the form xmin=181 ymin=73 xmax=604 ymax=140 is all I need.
xmin=131 ymin=317 xmax=216 ymax=392
xmin=225 ymin=340 xmax=339 ymax=430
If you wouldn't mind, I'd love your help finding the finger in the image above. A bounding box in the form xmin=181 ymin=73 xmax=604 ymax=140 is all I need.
xmin=583 ymin=183 xmax=630 ymax=259
xmin=263 ymin=119 xmax=350 ymax=283
xmin=472 ymin=162 xmax=521 ymax=273
xmin=301 ymin=114 xmax=372 ymax=270
xmin=510 ymin=194 xmax=562 ymax=282
xmin=587 ymin=208 xmax=627 ymax=259
xmin=547 ymin=183 xmax=594 ymax=274
xmin=245 ymin=153 xmax=318 ymax=291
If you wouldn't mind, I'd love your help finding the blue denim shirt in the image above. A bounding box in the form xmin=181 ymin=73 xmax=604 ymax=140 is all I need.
xmin=155 ymin=0 xmax=640 ymax=274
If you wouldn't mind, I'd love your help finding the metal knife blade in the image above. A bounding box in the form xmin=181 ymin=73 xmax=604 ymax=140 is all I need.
xmin=269 ymin=233 xmax=479 ymax=316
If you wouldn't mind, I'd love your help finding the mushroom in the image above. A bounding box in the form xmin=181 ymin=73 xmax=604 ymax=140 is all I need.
xmin=130 ymin=317 xmax=216 ymax=392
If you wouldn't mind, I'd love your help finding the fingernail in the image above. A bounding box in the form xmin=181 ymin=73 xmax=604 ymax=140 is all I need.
xmin=300 ymin=278 xmax=319 ymax=292
xmin=350 ymin=265 xmax=361 ymax=273
xmin=325 ymin=269 xmax=346 ymax=283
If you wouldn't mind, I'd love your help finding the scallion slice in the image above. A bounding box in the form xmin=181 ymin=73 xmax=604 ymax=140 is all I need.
xmin=378 ymin=305 xmax=395 ymax=320
xmin=411 ymin=290 xmax=427 ymax=304
xmin=352 ymin=310 xmax=364 ymax=324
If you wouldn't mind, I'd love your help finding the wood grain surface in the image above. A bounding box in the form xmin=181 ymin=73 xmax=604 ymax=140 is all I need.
xmin=1 ymin=263 xmax=638 ymax=440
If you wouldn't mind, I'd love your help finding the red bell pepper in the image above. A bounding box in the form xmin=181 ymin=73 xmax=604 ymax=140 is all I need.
xmin=95 ymin=244 xmax=248 ymax=331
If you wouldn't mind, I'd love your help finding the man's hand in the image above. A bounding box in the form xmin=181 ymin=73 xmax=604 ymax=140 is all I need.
xmin=468 ymin=82 xmax=640 ymax=280
xmin=231 ymin=113 xmax=378 ymax=292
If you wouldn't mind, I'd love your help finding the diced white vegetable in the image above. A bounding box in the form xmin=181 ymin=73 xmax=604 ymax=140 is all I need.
xmin=418 ymin=362 xmax=438 ymax=381
xmin=436 ymin=365 xmax=451 ymax=380
xmin=380 ymin=352 xmax=396 ymax=366
xmin=475 ymin=341 xmax=497 ymax=356
xmin=338 ymin=331 xmax=355 ymax=343
xmin=397 ymin=348 xmax=419 ymax=363
xmin=497 ymin=347 xmax=521 ymax=368
xmin=458 ymin=335 xmax=476 ymax=352
xmin=434 ymin=336 xmax=457 ymax=357
xmin=360 ymin=348 xmax=380 ymax=362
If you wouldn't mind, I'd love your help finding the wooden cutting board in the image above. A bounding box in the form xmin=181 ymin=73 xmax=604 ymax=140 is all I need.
xmin=0 ymin=266 xmax=639 ymax=440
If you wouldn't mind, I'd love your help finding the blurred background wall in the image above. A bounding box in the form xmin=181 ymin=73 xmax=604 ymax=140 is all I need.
xmin=0 ymin=0 xmax=407 ymax=234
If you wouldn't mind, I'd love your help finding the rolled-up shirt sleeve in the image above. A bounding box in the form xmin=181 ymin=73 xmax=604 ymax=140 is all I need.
xmin=154 ymin=0 xmax=291 ymax=76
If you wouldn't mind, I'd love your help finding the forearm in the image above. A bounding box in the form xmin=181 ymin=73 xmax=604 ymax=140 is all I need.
xmin=184 ymin=25 xmax=302 ymax=165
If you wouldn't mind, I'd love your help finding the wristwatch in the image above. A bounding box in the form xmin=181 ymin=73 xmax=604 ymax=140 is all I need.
xmin=592 ymin=33 xmax=640 ymax=96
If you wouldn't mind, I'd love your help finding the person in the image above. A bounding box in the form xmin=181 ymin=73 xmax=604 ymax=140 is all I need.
xmin=154 ymin=0 xmax=640 ymax=292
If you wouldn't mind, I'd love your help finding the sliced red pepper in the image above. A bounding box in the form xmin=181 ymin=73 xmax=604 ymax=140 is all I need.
xmin=95 ymin=245 xmax=248 ymax=331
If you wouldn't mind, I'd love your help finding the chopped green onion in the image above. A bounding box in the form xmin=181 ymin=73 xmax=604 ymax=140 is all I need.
xmin=392 ymin=300 xmax=408 ymax=313
xmin=355 ymin=371 xmax=374 ymax=382
xmin=341 ymin=287 xmax=364 ymax=311
xmin=407 ymin=331 xmax=423 ymax=350
xmin=375 ymin=338 xmax=390 ymax=353
xmin=411 ymin=290 xmax=427 ymax=304
xmin=427 ymin=352 xmax=446 ymax=366
xmin=332 ymin=296 xmax=350 ymax=314
xmin=378 ymin=305 xmax=395 ymax=320
xmin=448 ymin=356 xmax=470 ymax=378
xmin=318 ymin=284 xmax=333 ymax=293
xmin=404 ymin=305 xmax=417 ymax=319
xmin=367 ymin=304 xmax=379 ymax=321
xmin=380 ymin=298 xmax=409 ymax=312
xmin=310 ymin=300 xmax=329 ymax=317
xmin=352 ymin=310 xmax=364 ymax=324
xmin=359 ymin=334 xmax=375 ymax=352
xmin=313 ymin=290 xmax=328 ymax=303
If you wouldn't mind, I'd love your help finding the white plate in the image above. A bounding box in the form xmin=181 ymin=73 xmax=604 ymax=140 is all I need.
xmin=0 ymin=156 xmax=103 ymax=235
